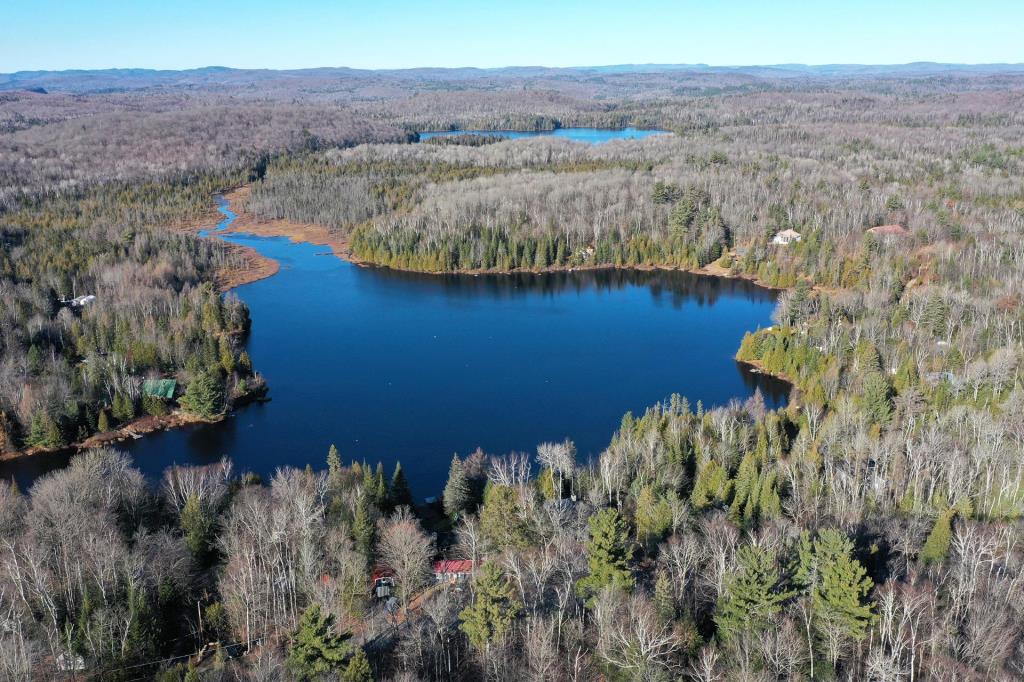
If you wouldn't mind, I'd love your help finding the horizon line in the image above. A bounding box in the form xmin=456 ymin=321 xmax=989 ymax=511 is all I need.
xmin=5 ymin=60 xmax=1024 ymax=77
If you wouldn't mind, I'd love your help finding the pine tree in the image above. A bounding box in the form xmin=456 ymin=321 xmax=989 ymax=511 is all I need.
xmin=459 ymin=561 xmax=522 ymax=651
xmin=218 ymin=335 xmax=234 ymax=374
xmin=180 ymin=372 xmax=225 ymax=419
xmin=97 ymin=409 xmax=111 ymax=433
xmin=862 ymin=372 xmax=893 ymax=425
xmin=180 ymin=493 xmax=214 ymax=562
xmin=327 ymin=445 xmax=341 ymax=478
xmin=389 ymin=462 xmax=413 ymax=509
xmin=443 ymin=454 xmax=471 ymax=519
xmin=479 ymin=484 xmax=529 ymax=550
xmin=920 ymin=508 xmax=955 ymax=564
xmin=795 ymin=530 xmax=874 ymax=644
xmin=576 ymin=508 xmax=634 ymax=602
xmin=353 ymin=493 xmax=375 ymax=559
xmin=362 ymin=461 xmax=376 ymax=503
xmin=26 ymin=344 xmax=42 ymax=375
xmin=728 ymin=452 xmax=760 ymax=525
xmin=342 ymin=647 xmax=374 ymax=682
xmin=374 ymin=463 xmax=388 ymax=509
xmin=715 ymin=545 xmax=792 ymax=640
xmin=691 ymin=460 xmax=731 ymax=510
xmin=287 ymin=603 xmax=351 ymax=681
xmin=26 ymin=410 xmax=63 ymax=449
xmin=635 ymin=485 xmax=673 ymax=548
xmin=922 ymin=294 xmax=948 ymax=338
xmin=653 ymin=568 xmax=676 ymax=624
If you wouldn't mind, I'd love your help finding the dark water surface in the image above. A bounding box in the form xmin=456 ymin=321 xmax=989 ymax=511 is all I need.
xmin=3 ymin=197 xmax=786 ymax=498
xmin=418 ymin=127 xmax=669 ymax=143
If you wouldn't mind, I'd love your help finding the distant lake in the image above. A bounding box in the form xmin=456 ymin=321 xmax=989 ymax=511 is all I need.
xmin=3 ymin=198 xmax=785 ymax=498
xmin=418 ymin=127 xmax=669 ymax=143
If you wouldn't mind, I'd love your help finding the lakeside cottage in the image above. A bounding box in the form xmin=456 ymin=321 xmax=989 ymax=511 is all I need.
xmin=143 ymin=378 xmax=177 ymax=399
xmin=771 ymin=229 xmax=802 ymax=245
xmin=432 ymin=559 xmax=476 ymax=584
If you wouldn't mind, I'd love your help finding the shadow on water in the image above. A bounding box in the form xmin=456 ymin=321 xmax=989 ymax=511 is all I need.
xmin=362 ymin=266 xmax=777 ymax=308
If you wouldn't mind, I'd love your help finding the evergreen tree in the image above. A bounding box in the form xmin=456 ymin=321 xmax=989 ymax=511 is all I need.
xmin=459 ymin=561 xmax=523 ymax=651
xmin=361 ymin=460 xmax=376 ymax=502
xmin=180 ymin=371 xmax=225 ymax=419
xmin=112 ymin=392 xmax=136 ymax=423
xmin=26 ymin=344 xmax=42 ymax=375
xmin=26 ymin=410 xmax=63 ymax=448
xmin=327 ymin=444 xmax=341 ymax=478
xmin=653 ymin=568 xmax=676 ymax=624
xmin=715 ymin=545 xmax=792 ymax=640
xmin=635 ymin=485 xmax=673 ymax=547
xmin=389 ymin=462 xmax=413 ymax=509
xmin=920 ymin=508 xmax=955 ymax=564
xmin=123 ymin=582 xmax=159 ymax=666
xmin=691 ymin=459 xmax=731 ymax=510
xmin=342 ymin=647 xmax=374 ymax=682
xmin=479 ymin=484 xmax=529 ymax=550
xmin=862 ymin=372 xmax=893 ymax=425
xmin=97 ymin=409 xmax=111 ymax=433
xmin=922 ymin=294 xmax=948 ymax=338
xmin=218 ymin=335 xmax=234 ymax=374
xmin=795 ymin=530 xmax=874 ymax=645
xmin=287 ymin=603 xmax=351 ymax=681
xmin=374 ymin=463 xmax=388 ymax=509
xmin=353 ymin=492 xmax=375 ymax=559
xmin=443 ymin=454 xmax=471 ymax=519
xmin=180 ymin=493 xmax=214 ymax=562
xmin=576 ymin=508 xmax=634 ymax=602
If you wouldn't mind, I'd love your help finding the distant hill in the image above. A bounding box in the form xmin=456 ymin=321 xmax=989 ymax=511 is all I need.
xmin=574 ymin=62 xmax=1024 ymax=77
xmin=3 ymin=62 xmax=1023 ymax=94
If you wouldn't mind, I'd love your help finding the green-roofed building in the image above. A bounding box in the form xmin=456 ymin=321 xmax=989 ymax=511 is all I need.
xmin=142 ymin=378 xmax=177 ymax=400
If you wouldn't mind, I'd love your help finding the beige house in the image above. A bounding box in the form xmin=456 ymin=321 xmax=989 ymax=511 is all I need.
xmin=771 ymin=229 xmax=802 ymax=245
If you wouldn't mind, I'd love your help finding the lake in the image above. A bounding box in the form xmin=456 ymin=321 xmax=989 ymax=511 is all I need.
xmin=418 ymin=127 xmax=669 ymax=143
xmin=2 ymin=200 xmax=786 ymax=500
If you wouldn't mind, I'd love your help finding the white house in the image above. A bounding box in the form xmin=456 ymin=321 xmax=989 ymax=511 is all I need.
xmin=67 ymin=294 xmax=97 ymax=307
xmin=771 ymin=229 xmax=802 ymax=245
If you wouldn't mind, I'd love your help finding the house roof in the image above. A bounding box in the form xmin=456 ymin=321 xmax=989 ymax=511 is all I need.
xmin=371 ymin=566 xmax=395 ymax=582
xmin=776 ymin=229 xmax=802 ymax=238
xmin=143 ymin=378 xmax=177 ymax=399
xmin=432 ymin=559 xmax=475 ymax=574
xmin=867 ymin=224 xmax=908 ymax=236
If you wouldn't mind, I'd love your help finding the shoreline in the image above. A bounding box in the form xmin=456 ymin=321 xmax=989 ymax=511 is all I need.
xmin=0 ymin=187 xmax=789 ymax=467
xmin=0 ymin=410 xmax=224 ymax=464
xmin=0 ymin=191 xmax=277 ymax=466
xmin=735 ymin=358 xmax=800 ymax=407
xmin=212 ymin=185 xmax=785 ymax=293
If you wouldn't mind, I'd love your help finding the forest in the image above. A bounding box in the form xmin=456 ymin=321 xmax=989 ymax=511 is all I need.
xmin=1 ymin=66 xmax=1024 ymax=680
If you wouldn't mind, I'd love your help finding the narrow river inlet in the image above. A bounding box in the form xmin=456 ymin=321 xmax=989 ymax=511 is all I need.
xmin=6 ymin=196 xmax=788 ymax=497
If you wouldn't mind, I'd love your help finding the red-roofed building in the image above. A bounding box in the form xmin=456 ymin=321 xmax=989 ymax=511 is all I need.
xmin=371 ymin=567 xmax=395 ymax=598
xmin=432 ymin=559 xmax=476 ymax=583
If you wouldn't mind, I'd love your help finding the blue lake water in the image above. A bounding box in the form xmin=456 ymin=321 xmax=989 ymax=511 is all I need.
xmin=3 ymin=196 xmax=786 ymax=498
xmin=418 ymin=127 xmax=669 ymax=143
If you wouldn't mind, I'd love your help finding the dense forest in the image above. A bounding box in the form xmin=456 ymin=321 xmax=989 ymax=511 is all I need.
xmin=0 ymin=176 xmax=266 ymax=453
xmin=2 ymin=66 xmax=1024 ymax=680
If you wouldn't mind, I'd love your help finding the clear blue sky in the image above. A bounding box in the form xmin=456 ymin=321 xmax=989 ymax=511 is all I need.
xmin=3 ymin=0 xmax=1021 ymax=72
